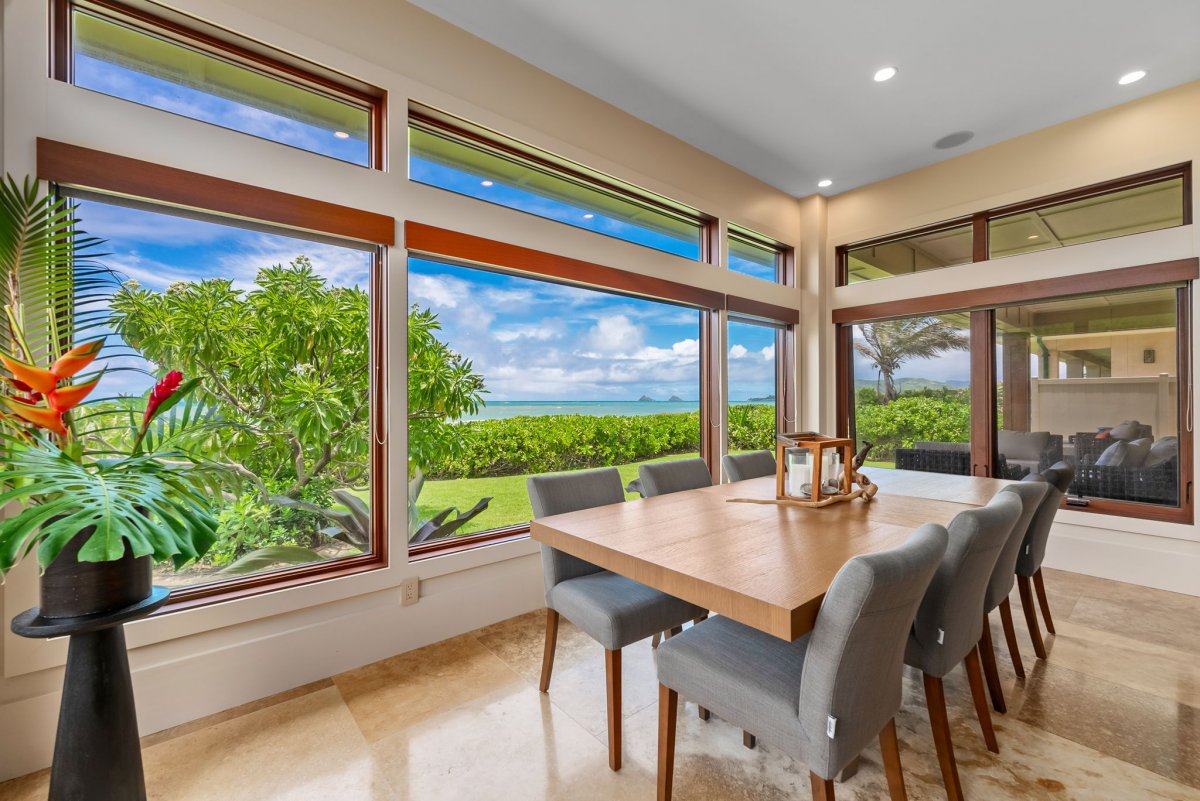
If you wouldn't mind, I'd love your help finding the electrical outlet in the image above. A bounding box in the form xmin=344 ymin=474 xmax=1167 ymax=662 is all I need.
xmin=401 ymin=576 xmax=419 ymax=607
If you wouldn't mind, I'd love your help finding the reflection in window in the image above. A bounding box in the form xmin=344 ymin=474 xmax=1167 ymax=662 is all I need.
xmin=71 ymin=8 xmax=374 ymax=165
xmin=727 ymin=318 xmax=779 ymax=453
xmin=845 ymin=223 xmax=973 ymax=283
xmin=997 ymin=286 xmax=1181 ymax=506
xmin=728 ymin=225 xmax=783 ymax=282
xmin=74 ymin=197 xmax=375 ymax=588
xmin=409 ymin=121 xmax=705 ymax=260
xmin=989 ymin=178 xmax=1185 ymax=258
xmin=851 ymin=314 xmax=972 ymax=473
xmin=407 ymin=259 xmax=701 ymax=543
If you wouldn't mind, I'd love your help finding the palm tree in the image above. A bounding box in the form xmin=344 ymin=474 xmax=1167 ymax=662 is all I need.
xmin=854 ymin=318 xmax=969 ymax=402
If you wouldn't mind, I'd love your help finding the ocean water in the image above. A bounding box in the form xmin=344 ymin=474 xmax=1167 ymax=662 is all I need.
xmin=464 ymin=400 xmax=770 ymax=421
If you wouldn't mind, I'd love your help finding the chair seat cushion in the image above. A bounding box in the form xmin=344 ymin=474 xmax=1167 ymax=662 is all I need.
xmin=549 ymin=571 xmax=706 ymax=651
xmin=656 ymin=615 xmax=809 ymax=753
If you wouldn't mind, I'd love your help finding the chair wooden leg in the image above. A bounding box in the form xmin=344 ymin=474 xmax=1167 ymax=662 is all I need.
xmin=879 ymin=718 xmax=908 ymax=801
xmin=698 ymin=706 xmax=710 ymax=720
xmin=743 ymin=731 xmax=756 ymax=749
xmin=657 ymin=684 xmax=677 ymax=801
xmin=1033 ymin=568 xmax=1056 ymax=635
xmin=1016 ymin=575 xmax=1048 ymax=659
xmin=964 ymin=647 xmax=1000 ymax=754
xmin=668 ymin=625 xmax=683 ymax=637
xmin=606 ymin=648 xmax=622 ymax=771
xmin=978 ymin=613 xmax=1007 ymax=714
xmin=998 ymin=598 xmax=1026 ymax=679
xmin=923 ymin=673 xmax=965 ymax=801
xmin=539 ymin=609 xmax=559 ymax=693
xmin=810 ymin=772 xmax=836 ymax=801
xmin=837 ymin=757 xmax=859 ymax=782
xmin=651 ymin=632 xmax=661 ymax=649
xmin=693 ymin=612 xmax=709 ymax=625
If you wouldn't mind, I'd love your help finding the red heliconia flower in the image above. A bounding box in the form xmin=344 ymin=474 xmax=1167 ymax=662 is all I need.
xmin=143 ymin=371 xmax=184 ymax=427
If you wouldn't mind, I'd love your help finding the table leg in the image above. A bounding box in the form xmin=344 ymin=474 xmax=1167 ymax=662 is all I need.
xmin=49 ymin=626 xmax=146 ymax=801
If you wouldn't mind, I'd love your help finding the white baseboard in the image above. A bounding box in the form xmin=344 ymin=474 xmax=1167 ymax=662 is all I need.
xmin=1044 ymin=522 xmax=1200 ymax=596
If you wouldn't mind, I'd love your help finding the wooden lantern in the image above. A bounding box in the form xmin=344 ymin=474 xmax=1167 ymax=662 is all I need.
xmin=775 ymin=433 xmax=855 ymax=503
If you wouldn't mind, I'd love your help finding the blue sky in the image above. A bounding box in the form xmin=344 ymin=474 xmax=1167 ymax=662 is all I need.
xmin=851 ymin=323 xmax=973 ymax=385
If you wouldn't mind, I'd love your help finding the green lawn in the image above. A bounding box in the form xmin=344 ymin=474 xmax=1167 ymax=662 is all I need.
xmin=415 ymin=452 xmax=700 ymax=536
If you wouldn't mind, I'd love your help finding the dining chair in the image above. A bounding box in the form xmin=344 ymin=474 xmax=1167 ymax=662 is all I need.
xmin=655 ymin=523 xmax=948 ymax=801
xmin=721 ymin=450 xmax=777 ymax=482
xmin=904 ymin=491 xmax=1022 ymax=801
xmin=1016 ymin=462 xmax=1075 ymax=660
xmin=528 ymin=467 xmax=707 ymax=772
xmin=639 ymin=457 xmax=713 ymax=497
xmin=978 ymin=482 xmax=1048 ymax=713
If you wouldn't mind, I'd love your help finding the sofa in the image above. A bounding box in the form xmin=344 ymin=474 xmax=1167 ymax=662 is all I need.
xmin=997 ymin=430 xmax=1064 ymax=476
xmin=1071 ymin=422 xmax=1178 ymax=505
xmin=894 ymin=441 xmax=1021 ymax=479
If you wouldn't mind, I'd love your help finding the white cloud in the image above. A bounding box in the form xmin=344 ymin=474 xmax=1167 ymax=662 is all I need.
xmin=729 ymin=344 xmax=748 ymax=359
xmin=409 ymin=273 xmax=465 ymax=309
xmin=494 ymin=319 xmax=566 ymax=342
xmin=761 ymin=344 xmax=776 ymax=360
xmin=584 ymin=315 xmax=643 ymax=355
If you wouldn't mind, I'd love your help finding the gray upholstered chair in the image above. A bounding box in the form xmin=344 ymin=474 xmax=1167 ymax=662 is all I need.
xmin=904 ymin=491 xmax=1022 ymax=801
xmin=655 ymin=524 xmax=948 ymax=801
xmin=978 ymin=482 xmax=1048 ymax=713
xmin=1015 ymin=462 xmax=1075 ymax=660
xmin=721 ymin=450 xmax=777 ymax=483
xmin=638 ymin=457 xmax=713 ymax=497
xmin=527 ymin=467 xmax=706 ymax=771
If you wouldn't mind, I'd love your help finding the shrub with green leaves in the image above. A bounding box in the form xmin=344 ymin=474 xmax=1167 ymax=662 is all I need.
xmin=854 ymin=393 xmax=971 ymax=461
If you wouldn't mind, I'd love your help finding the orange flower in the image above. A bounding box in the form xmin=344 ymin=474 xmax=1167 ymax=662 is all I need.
xmin=47 ymin=375 xmax=101 ymax=412
xmin=0 ymin=397 xmax=66 ymax=436
xmin=50 ymin=340 xmax=104 ymax=380
xmin=0 ymin=353 xmax=57 ymax=396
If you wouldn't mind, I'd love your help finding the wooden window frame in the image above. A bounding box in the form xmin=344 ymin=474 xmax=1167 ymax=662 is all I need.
xmin=51 ymin=0 xmax=387 ymax=170
xmin=409 ymin=104 xmax=715 ymax=263
xmin=37 ymin=138 xmax=394 ymax=611
xmin=404 ymin=223 xmax=798 ymax=556
xmin=835 ymin=163 xmax=1192 ymax=287
xmin=837 ymin=259 xmax=1198 ymax=524
xmin=727 ymin=223 xmax=794 ymax=286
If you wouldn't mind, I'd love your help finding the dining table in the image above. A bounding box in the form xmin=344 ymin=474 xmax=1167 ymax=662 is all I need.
xmin=529 ymin=468 xmax=1014 ymax=642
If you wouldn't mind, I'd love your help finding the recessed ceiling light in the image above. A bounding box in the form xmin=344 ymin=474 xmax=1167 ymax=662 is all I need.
xmin=817 ymin=179 xmax=833 ymax=188
xmin=873 ymin=66 xmax=898 ymax=82
xmin=583 ymin=213 xmax=595 ymax=219
xmin=933 ymin=130 xmax=975 ymax=150
xmin=1118 ymin=70 xmax=1146 ymax=85
xmin=480 ymin=180 xmax=494 ymax=187
xmin=1027 ymin=235 xmax=1040 ymax=240
xmin=333 ymin=131 xmax=350 ymax=139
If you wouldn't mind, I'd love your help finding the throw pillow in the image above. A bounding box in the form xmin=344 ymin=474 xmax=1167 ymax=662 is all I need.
xmin=1109 ymin=420 xmax=1143 ymax=441
xmin=1095 ymin=440 xmax=1128 ymax=467
xmin=1145 ymin=436 xmax=1179 ymax=468
xmin=1123 ymin=437 xmax=1153 ymax=467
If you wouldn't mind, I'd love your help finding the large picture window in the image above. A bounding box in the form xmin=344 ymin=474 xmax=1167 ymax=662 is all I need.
xmin=727 ymin=318 xmax=781 ymax=452
xmin=70 ymin=195 xmax=380 ymax=592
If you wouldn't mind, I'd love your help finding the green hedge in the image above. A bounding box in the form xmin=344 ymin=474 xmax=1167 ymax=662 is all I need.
xmin=854 ymin=394 xmax=970 ymax=462
xmin=424 ymin=404 xmax=776 ymax=479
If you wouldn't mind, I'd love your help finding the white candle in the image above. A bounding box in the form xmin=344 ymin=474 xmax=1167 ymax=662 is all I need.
xmin=788 ymin=457 xmax=811 ymax=496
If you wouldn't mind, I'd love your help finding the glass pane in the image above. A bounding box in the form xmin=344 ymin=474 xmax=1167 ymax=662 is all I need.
xmin=729 ymin=230 xmax=780 ymax=282
xmin=996 ymin=287 xmax=1180 ymax=506
xmin=73 ymin=11 xmax=372 ymax=166
xmin=845 ymin=224 xmax=972 ymax=284
xmin=72 ymin=198 xmax=375 ymax=588
xmin=727 ymin=319 xmax=778 ymax=454
xmin=989 ymin=178 xmax=1184 ymax=258
xmin=409 ymin=126 xmax=703 ymax=260
xmin=851 ymin=314 xmax=972 ymax=472
xmin=407 ymin=258 xmax=701 ymax=542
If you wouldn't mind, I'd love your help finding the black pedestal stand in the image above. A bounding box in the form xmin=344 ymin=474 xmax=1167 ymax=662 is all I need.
xmin=12 ymin=587 xmax=170 ymax=801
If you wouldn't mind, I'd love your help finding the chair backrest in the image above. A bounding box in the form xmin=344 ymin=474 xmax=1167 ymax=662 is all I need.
xmin=797 ymin=523 xmax=948 ymax=780
xmin=527 ymin=467 xmax=625 ymax=595
xmin=722 ymin=450 xmax=777 ymax=483
xmin=1016 ymin=461 xmax=1074 ymax=576
xmin=639 ymin=457 xmax=713 ymax=497
xmin=983 ymin=482 xmax=1048 ymax=612
xmin=909 ymin=491 xmax=1022 ymax=677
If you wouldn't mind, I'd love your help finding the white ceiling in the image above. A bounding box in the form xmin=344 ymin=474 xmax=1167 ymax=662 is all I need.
xmin=409 ymin=0 xmax=1200 ymax=196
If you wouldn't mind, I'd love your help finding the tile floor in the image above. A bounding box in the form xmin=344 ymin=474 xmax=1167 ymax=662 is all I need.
xmin=1 ymin=567 xmax=1198 ymax=800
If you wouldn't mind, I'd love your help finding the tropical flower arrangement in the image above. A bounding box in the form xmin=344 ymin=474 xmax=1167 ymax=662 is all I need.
xmin=0 ymin=175 xmax=226 ymax=579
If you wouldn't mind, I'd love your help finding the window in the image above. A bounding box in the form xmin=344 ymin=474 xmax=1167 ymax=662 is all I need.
xmin=69 ymin=195 xmax=381 ymax=592
xmin=989 ymin=177 xmax=1186 ymax=258
xmin=997 ymin=286 xmax=1182 ymax=508
xmin=409 ymin=107 xmax=710 ymax=260
xmin=850 ymin=314 xmax=973 ymax=473
xmin=727 ymin=318 xmax=781 ymax=454
xmin=838 ymin=164 xmax=1190 ymax=285
xmin=58 ymin=0 xmax=383 ymax=167
xmin=406 ymin=257 xmax=703 ymax=547
xmin=728 ymin=225 xmax=788 ymax=283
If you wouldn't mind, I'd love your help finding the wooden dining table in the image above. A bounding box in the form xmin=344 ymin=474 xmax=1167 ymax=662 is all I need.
xmin=529 ymin=468 xmax=1014 ymax=642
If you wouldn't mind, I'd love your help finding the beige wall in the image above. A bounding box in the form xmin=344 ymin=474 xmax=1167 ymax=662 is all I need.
xmin=0 ymin=0 xmax=808 ymax=780
xmin=824 ymin=81 xmax=1200 ymax=596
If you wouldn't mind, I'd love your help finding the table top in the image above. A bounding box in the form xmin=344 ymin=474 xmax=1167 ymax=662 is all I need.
xmin=530 ymin=469 xmax=1008 ymax=642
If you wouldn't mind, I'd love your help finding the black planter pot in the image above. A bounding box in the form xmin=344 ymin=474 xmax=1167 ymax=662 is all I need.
xmin=39 ymin=529 xmax=153 ymax=619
